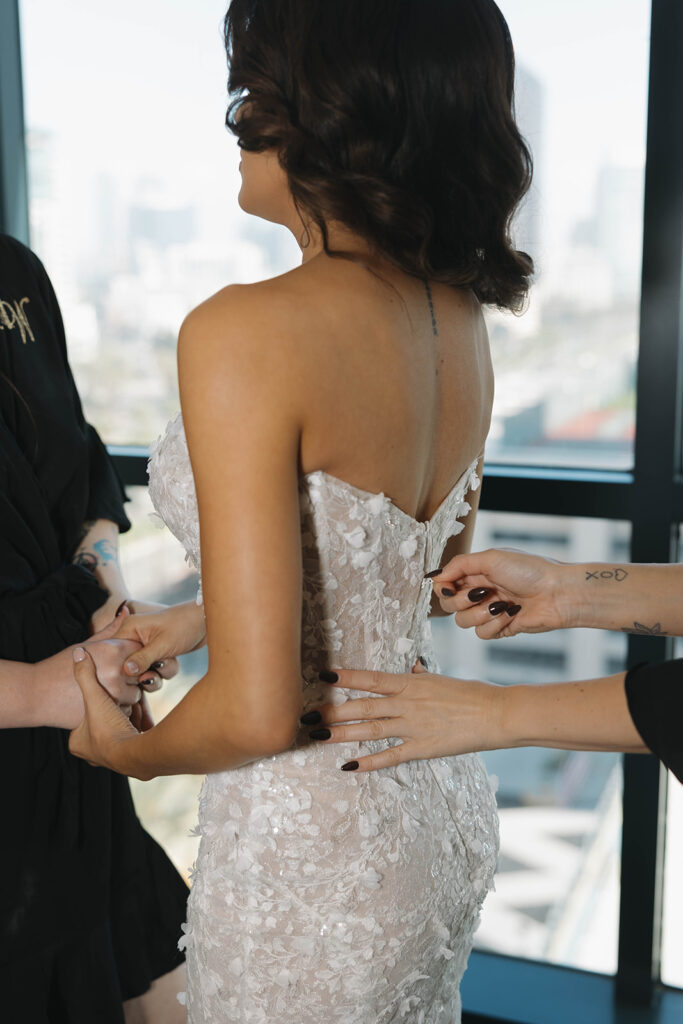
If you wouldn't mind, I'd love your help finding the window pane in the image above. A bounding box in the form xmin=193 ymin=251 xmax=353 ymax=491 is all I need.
xmin=487 ymin=1 xmax=650 ymax=470
xmin=19 ymin=0 xmax=299 ymax=446
xmin=662 ymin=775 xmax=683 ymax=989
xmin=20 ymin=1 xmax=649 ymax=466
xmin=118 ymin=486 xmax=205 ymax=879
xmin=432 ymin=510 xmax=630 ymax=973
xmin=662 ymin=607 xmax=683 ymax=988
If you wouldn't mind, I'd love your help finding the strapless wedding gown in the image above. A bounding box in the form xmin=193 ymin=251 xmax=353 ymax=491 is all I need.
xmin=148 ymin=413 xmax=498 ymax=1024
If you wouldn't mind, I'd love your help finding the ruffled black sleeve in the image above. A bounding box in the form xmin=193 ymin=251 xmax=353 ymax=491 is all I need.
xmin=23 ymin=238 xmax=131 ymax=539
xmin=0 ymin=233 xmax=128 ymax=659
xmin=0 ymin=564 xmax=107 ymax=663
xmin=625 ymin=659 xmax=683 ymax=783
xmin=85 ymin=424 xmax=131 ymax=534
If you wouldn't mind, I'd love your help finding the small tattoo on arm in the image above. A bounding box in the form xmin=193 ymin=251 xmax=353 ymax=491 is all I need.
xmin=621 ymin=621 xmax=667 ymax=636
xmin=585 ymin=568 xmax=629 ymax=582
xmin=93 ymin=539 xmax=118 ymax=566
xmin=74 ymin=519 xmax=97 ymax=549
xmin=74 ymin=551 xmax=98 ymax=573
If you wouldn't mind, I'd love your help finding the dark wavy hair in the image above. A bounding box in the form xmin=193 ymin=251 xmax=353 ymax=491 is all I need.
xmin=224 ymin=0 xmax=533 ymax=311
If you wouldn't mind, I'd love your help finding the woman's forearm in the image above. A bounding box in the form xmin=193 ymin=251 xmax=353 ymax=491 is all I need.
xmin=72 ymin=518 xmax=129 ymax=607
xmin=499 ymin=673 xmax=648 ymax=753
xmin=113 ymin=670 xmax=299 ymax=780
xmin=1 ymin=649 xmax=83 ymax=729
xmin=559 ymin=561 xmax=683 ymax=636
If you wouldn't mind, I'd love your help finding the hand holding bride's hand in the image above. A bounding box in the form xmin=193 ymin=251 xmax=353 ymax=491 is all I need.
xmin=113 ymin=601 xmax=206 ymax=681
xmin=87 ymin=602 xmax=169 ymax=691
xmin=91 ymin=596 xmax=169 ymax=635
xmin=429 ymin=548 xmax=573 ymax=639
xmin=84 ymin=637 xmax=150 ymax=716
xmin=306 ymin=662 xmax=506 ymax=772
xmin=69 ymin=647 xmax=145 ymax=773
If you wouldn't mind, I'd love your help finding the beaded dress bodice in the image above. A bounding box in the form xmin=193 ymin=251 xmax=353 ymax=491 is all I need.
xmin=148 ymin=412 xmax=498 ymax=1024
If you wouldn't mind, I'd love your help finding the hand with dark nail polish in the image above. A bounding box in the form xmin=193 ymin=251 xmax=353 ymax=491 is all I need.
xmin=488 ymin=601 xmax=509 ymax=616
xmin=300 ymin=710 xmax=322 ymax=725
xmin=341 ymin=760 xmax=359 ymax=771
xmin=309 ymin=727 xmax=331 ymax=740
xmin=319 ymin=670 xmax=339 ymax=683
xmin=507 ymin=604 xmax=522 ymax=616
xmin=467 ymin=588 xmax=490 ymax=603
xmin=441 ymin=587 xmax=455 ymax=598
xmin=423 ymin=568 xmax=443 ymax=579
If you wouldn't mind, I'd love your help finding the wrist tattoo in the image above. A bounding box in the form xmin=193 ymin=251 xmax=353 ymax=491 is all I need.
xmin=585 ymin=568 xmax=629 ymax=582
xmin=621 ymin=621 xmax=667 ymax=636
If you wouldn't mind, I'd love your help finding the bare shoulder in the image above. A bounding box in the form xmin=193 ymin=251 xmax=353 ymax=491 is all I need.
xmin=177 ymin=270 xmax=329 ymax=427
xmin=179 ymin=270 xmax=323 ymax=369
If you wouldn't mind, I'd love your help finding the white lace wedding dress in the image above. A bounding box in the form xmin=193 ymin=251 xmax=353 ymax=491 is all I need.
xmin=149 ymin=412 xmax=498 ymax=1024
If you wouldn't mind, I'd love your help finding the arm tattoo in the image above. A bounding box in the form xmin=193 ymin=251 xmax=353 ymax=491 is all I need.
xmin=74 ymin=519 xmax=97 ymax=549
xmin=93 ymin=539 xmax=119 ymax=566
xmin=585 ymin=568 xmax=629 ymax=582
xmin=73 ymin=537 xmax=119 ymax=572
xmin=621 ymin=621 xmax=667 ymax=636
xmin=74 ymin=551 xmax=98 ymax=573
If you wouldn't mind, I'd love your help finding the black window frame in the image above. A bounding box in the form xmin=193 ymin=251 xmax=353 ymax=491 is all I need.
xmin=2 ymin=1 xmax=682 ymax=1020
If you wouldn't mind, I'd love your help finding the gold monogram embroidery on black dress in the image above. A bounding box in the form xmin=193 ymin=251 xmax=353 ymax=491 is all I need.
xmin=0 ymin=297 xmax=35 ymax=343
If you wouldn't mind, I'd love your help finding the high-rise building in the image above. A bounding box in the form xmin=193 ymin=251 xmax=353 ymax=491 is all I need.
xmin=512 ymin=64 xmax=544 ymax=264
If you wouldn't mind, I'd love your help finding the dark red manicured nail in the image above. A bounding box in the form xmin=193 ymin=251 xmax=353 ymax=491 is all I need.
xmin=488 ymin=601 xmax=509 ymax=616
xmin=424 ymin=568 xmax=443 ymax=579
xmin=319 ymin=670 xmax=339 ymax=683
xmin=341 ymin=761 xmax=359 ymax=771
xmin=418 ymin=656 xmax=428 ymax=668
xmin=467 ymin=588 xmax=490 ymax=603
xmin=507 ymin=604 xmax=522 ymax=616
xmin=300 ymin=711 xmax=322 ymax=725
xmin=441 ymin=587 xmax=455 ymax=597
xmin=309 ymin=728 xmax=331 ymax=740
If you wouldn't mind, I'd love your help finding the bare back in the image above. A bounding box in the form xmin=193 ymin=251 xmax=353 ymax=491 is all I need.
xmin=280 ymin=254 xmax=493 ymax=522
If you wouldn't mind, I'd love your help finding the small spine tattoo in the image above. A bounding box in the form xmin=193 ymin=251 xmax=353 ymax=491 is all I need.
xmin=424 ymin=280 xmax=438 ymax=337
xmin=585 ymin=568 xmax=629 ymax=582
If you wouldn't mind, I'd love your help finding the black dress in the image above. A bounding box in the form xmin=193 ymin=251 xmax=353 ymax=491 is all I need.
xmin=0 ymin=235 xmax=188 ymax=1023
xmin=625 ymin=659 xmax=683 ymax=783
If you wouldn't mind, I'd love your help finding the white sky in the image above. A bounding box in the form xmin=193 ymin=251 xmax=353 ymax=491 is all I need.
xmin=19 ymin=0 xmax=651 ymax=256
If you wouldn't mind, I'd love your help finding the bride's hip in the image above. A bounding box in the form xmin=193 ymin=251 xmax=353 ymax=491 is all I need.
xmin=195 ymin=742 xmax=498 ymax=870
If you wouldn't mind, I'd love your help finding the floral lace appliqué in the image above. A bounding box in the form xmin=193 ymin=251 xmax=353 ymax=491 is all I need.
xmin=149 ymin=416 xmax=498 ymax=1024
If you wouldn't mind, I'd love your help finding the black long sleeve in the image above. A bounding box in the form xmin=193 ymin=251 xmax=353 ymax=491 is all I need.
xmin=0 ymin=235 xmax=129 ymax=662
xmin=625 ymin=659 xmax=683 ymax=783
xmin=0 ymin=236 xmax=187 ymax=995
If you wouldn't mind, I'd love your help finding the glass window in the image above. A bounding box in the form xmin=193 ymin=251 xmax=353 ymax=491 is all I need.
xmin=20 ymin=0 xmax=650 ymax=467
xmin=118 ymin=486 xmax=206 ymax=879
xmin=662 ymin=771 xmax=683 ymax=989
xmin=19 ymin=0 xmax=299 ymax=446
xmin=662 ymin=602 xmax=683 ymax=989
xmin=432 ymin=510 xmax=630 ymax=973
xmin=487 ymin=0 xmax=650 ymax=470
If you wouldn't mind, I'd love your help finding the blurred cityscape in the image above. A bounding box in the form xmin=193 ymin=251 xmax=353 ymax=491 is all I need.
xmin=26 ymin=59 xmax=642 ymax=466
xmin=20 ymin=0 xmax=681 ymax=990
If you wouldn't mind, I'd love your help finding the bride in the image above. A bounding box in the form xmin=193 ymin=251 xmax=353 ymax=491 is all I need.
xmin=69 ymin=0 xmax=532 ymax=1020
